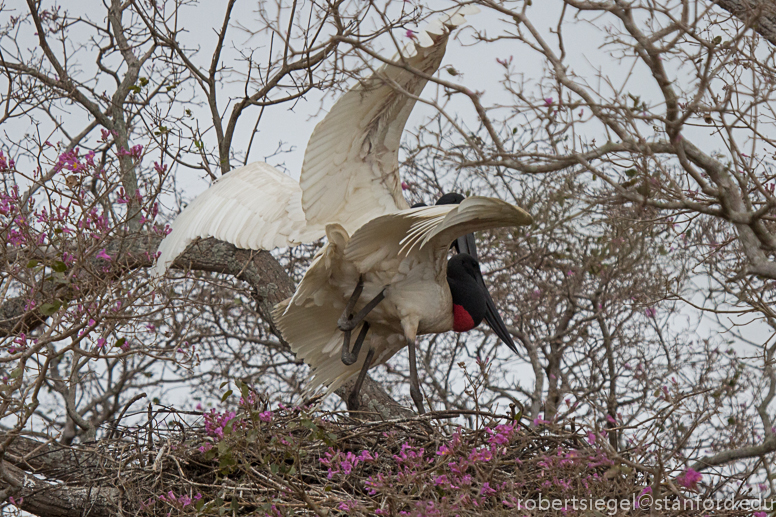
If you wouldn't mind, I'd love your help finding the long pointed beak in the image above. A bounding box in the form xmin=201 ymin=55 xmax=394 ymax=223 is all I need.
xmin=474 ymin=268 xmax=518 ymax=354
xmin=454 ymin=233 xmax=478 ymax=260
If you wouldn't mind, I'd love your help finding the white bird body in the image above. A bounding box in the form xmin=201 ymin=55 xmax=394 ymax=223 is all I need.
xmin=275 ymin=198 xmax=532 ymax=395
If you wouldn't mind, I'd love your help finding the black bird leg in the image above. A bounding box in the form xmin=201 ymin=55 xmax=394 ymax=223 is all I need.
xmin=347 ymin=346 xmax=375 ymax=411
xmin=338 ymin=277 xmax=364 ymax=329
xmin=338 ymin=277 xmax=386 ymax=365
xmin=407 ymin=338 xmax=425 ymax=414
xmin=341 ymin=321 xmax=370 ymax=365
xmin=338 ymin=287 xmax=386 ymax=332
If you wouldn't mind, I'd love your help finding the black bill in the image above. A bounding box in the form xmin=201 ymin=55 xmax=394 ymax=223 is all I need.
xmin=454 ymin=233 xmax=478 ymax=261
xmin=474 ymin=267 xmax=518 ymax=354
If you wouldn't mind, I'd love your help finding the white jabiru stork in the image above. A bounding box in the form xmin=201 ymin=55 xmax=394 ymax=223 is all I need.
xmin=274 ymin=196 xmax=531 ymax=413
xmin=155 ymin=6 xmax=533 ymax=413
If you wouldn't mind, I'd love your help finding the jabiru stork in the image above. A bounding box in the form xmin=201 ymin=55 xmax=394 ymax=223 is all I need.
xmin=275 ymin=196 xmax=531 ymax=413
xmin=154 ymin=6 xmax=533 ymax=412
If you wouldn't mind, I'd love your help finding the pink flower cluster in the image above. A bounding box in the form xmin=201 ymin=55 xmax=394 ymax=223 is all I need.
xmin=158 ymin=490 xmax=202 ymax=508
xmin=0 ymin=150 xmax=15 ymax=172
xmin=117 ymin=144 xmax=143 ymax=159
xmin=319 ymin=448 xmax=377 ymax=479
xmin=676 ymin=468 xmax=702 ymax=490
xmin=53 ymin=147 xmax=94 ymax=173
xmin=198 ymin=409 xmax=239 ymax=453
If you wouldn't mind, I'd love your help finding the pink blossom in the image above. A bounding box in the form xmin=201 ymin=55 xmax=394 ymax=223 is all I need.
xmin=544 ymin=97 xmax=554 ymax=106
xmin=644 ymin=307 xmax=657 ymax=318
xmin=480 ymin=482 xmax=497 ymax=496
xmin=117 ymin=144 xmax=143 ymax=159
xmin=0 ymin=151 xmax=15 ymax=172
xmin=96 ymin=249 xmax=112 ymax=261
xmin=676 ymin=468 xmax=702 ymax=490
xmin=258 ymin=410 xmax=273 ymax=422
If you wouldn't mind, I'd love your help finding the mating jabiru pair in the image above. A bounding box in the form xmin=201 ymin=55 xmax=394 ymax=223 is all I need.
xmin=155 ymin=6 xmax=532 ymax=413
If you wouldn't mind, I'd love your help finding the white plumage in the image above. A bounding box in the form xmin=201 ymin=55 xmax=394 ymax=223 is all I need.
xmin=275 ymin=197 xmax=532 ymax=395
xmin=155 ymin=6 xmax=534 ymax=409
xmin=155 ymin=5 xmax=480 ymax=276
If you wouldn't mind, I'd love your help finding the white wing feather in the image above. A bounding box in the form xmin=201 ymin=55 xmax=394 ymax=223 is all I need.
xmin=344 ymin=197 xmax=533 ymax=272
xmin=155 ymin=162 xmax=324 ymax=276
xmin=299 ymin=6 xmax=479 ymax=233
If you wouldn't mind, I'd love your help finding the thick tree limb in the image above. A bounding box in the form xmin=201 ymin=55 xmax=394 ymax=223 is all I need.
xmin=691 ymin=435 xmax=776 ymax=471
xmin=1 ymin=233 xmax=408 ymax=408
xmin=715 ymin=0 xmax=776 ymax=46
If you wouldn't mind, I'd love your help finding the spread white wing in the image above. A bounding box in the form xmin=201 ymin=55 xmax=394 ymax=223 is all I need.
xmin=154 ymin=162 xmax=324 ymax=275
xmin=299 ymin=5 xmax=480 ymax=233
xmin=344 ymin=196 xmax=533 ymax=272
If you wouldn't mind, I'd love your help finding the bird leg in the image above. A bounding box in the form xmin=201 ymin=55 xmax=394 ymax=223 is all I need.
xmin=338 ymin=277 xmax=364 ymax=330
xmin=338 ymin=277 xmax=386 ymax=365
xmin=338 ymin=284 xmax=386 ymax=332
xmin=347 ymin=346 xmax=375 ymax=411
xmin=341 ymin=321 xmax=370 ymax=365
xmin=407 ymin=338 xmax=425 ymax=414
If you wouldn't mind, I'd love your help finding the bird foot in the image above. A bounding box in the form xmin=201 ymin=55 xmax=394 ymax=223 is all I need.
xmin=341 ymin=322 xmax=369 ymax=366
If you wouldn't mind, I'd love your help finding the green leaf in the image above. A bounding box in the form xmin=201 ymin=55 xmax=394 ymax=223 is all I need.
xmin=9 ymin=367 xmax=23 ymax=379
xmin=128 ymin=85 xmax=141 ymax=94
xmin=152 ymin=397 xmax=160 ymax=404
xmin=512 ymin=127 xmax=517 ymax=134
xmin=219 ymin=380 xmax=229 ymax=389
xmin=114 ymin=337 xmax=126 ymax=348
xmin=138 ymin=77 xmax=149 ymax=87
xmin=52 ymin=261 xmax=67 ymax=272
xmin=238 ymin=380 xmax=250 ymax=400
xmin=624 ymin=168 xmax=637 ymax=178
xmin=39 ymin=301 xmax=61 ymax=316
xmin=26 ymin=259 xmax=39 ymax=268
xmin=219 ymin=452 xmax=236 ymax=469
xmin=221 ymin=389 xmax=233 ymax=402
xmin=712 ymin=35 xmax=722 ymax=45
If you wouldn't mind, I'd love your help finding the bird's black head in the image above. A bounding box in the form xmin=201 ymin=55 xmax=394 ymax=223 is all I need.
xmin=446 ymin=253 xmax=518 ymax=353
xmin=436 ymin=192 xmax=466 ymax=206
xmin=435 ymin=192 xmax=478 ymax=259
